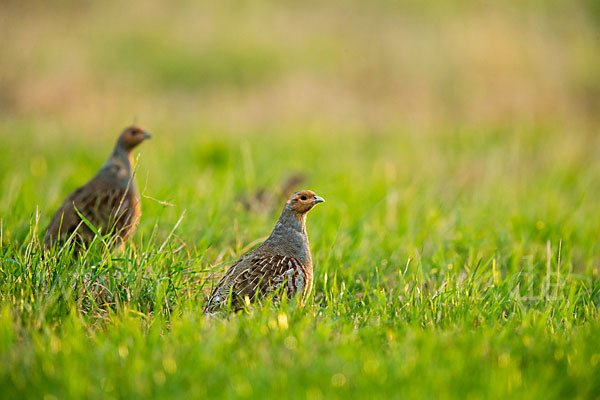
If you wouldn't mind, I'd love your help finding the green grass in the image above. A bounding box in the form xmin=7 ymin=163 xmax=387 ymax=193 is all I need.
xmin=1 ymin=126 xmax=599 ymax=399
xmin=1 ymin=0 xmax=600 ymax=399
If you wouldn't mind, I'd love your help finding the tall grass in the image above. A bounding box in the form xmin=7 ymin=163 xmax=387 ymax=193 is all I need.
xmin=1 ymin=126 xmax=599 ymax=398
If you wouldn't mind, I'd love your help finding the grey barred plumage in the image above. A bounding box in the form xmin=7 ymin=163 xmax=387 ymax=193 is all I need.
xmin=205 ymin=190 xmax=324 ymax=313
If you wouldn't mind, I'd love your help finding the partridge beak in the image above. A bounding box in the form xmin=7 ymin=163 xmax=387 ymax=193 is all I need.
xmin=142 ymin=132 xmax=152 ymax=140
xmin=313 ymin=195 xmax=325 ymax=204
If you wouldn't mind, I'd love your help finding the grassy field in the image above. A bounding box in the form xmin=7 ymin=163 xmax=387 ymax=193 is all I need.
xmin=1 ymin=1 xmax=600 ymax=399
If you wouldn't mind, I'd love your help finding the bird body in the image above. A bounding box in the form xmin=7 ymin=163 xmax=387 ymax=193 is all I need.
xmin=44 ymin=126 xmax=151 ymax=249
xmin=206 ymin=190 xmax=325 ymax=313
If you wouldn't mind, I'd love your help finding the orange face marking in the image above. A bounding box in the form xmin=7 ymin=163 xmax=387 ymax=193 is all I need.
xmin=287 ymin=190 xmax=325 ymax=215
xmin=119 ymin=126 xmax=151 ymax=151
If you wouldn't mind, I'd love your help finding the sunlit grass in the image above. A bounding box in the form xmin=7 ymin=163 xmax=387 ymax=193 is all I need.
xmin=1 ymin=124 xmax=599 ymax=399
xmin=1 ymin=0 xmax=600 ymax=398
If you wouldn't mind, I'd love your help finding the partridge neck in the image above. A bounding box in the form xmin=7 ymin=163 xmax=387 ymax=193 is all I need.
xmin=112 ymin=142 xmax=133 ymax=166
xmin=98 ymin=143 xmax=134 ymax=185
xmin=262 ymin=207 xmax=311 ymax=264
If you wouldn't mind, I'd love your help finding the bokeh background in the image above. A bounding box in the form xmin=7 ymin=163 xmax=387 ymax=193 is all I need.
xmin=2 ymin=1 xmax=600 ymax=131
xmin=2 ymin=0 xmax=600 ymax=129
xmin=2 ymin=0 xmax=600 ymax=268
xmin=1 ymin=0 xmax=600 ymax=262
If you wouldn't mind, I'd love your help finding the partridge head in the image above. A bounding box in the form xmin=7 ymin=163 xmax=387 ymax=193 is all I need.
xmin=118 ymin=126 xmax=152 ymax=152
xmin=286 ymin=190 xmax=325 ymax=215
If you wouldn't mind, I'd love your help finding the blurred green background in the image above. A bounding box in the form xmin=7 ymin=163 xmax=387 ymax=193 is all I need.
xmin=1 ymin=1 xmax=600 ymax=399
xmin=2 ymin=0 xmax=600 ymax=242
xmin=2 ymin=0 xmax=600 ymax=270
xmin=2 ymin=0 xmax=599 ymax=132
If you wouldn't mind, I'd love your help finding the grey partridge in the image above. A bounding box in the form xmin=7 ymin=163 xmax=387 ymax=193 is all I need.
xmin=205 ymin=190 xmax=325 ymax=313
xmin=44 ymin=126 xmax=151 ymax=249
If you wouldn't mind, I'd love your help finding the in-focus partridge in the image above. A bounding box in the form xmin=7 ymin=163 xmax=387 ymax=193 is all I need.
xmin=205 ymin=190 xmax=325 ymax=313
xmin=44 ymin=126 xmax=151 ymax=249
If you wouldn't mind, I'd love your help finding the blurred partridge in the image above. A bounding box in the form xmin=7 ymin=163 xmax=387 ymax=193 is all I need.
xmin=238 ymin=173 xmax=306 ymax=213
xmin=205 ymin=190 xmax=325 ymax=313
xmin=44 ymin=126 xmax=151 ymax=249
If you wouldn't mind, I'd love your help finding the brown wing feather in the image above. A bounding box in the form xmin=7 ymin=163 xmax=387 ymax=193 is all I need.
xmin=205 ymin=253 xmax=310 ymax=313
xmin=44 ymin=176 xmax=140 ymax=248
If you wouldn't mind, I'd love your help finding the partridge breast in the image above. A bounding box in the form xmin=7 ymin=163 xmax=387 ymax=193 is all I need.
xmin=206 ymin=253 xmax=313 ymax=312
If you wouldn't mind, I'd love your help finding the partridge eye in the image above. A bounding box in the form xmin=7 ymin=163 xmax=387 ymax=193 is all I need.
xmin=300 ymin=195 xmax=307 ymax=201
